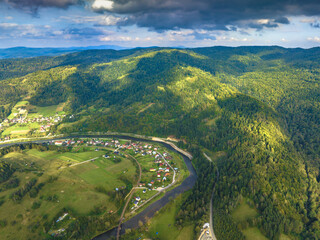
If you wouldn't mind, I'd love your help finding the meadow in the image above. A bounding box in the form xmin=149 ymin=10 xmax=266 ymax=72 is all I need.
xmin=0 ymin=146 xmax=136 ymax=239
xmin=0 ymin=138 xmax=189 ymax=239
xmin=122 ymin=193 xmax=195 ymax=240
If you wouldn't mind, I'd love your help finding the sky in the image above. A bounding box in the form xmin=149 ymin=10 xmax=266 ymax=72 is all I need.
xmin=0 ymin=0 xmax=320 ymax=49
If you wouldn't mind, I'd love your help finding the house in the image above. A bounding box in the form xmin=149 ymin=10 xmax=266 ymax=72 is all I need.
xmin=150 ymin=180 xmax=155 ymax=184
xmin=165 ymin=172 xmax=170 ymax=177
xmin=143 ymin=189 xmax=146 ymax=193
xmin=55 ymin=141 xmax=63 ymax=146
xmin=134 ymin=200 xmax=139 ymax=206
xmin=165 ymin=167 xmax=170 ymax=172
xmin=104 ymin=154 xmax=110 ymax=158
xmin=156 ymin=178 xmax=161 ymax=182
xmin=203 ymin=223 xmax=210 ymax=229
xmin=56 ymin=213 xmax=68 ymax=223
xmin=157 ymin=173 xmax=161 ymax=178
xmin=162 ymin=177 xmax=167 ymax=181
xmin=135 ymin=197 xmax=141 ymax=201
xmin=149 ymin=168 xmax=156 ymax=172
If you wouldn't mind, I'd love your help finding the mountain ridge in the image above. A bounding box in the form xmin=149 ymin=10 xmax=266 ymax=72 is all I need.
xmin=0 ymin=46 xmax=319 ymax=239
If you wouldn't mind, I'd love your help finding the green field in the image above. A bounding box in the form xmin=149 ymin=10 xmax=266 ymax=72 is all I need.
xmin=243 ymin=227 xmax=268 ymax=240
xmin=232 ymin=199 xmax=258 ymax=223
xmin=7 ymin=100 xmax=66 ymax=120
xmin=0 ymin=147 xmax=137 ymax=239
xmin=231 ymin=198 xmax=269 ymax=240
xmin=0 ymin=139 xmax=189 ymax=239
xmin=1 ymin=122 xmax=41 ymax=137
xmin=28 ymin=103 xmax=65 ymax=118
xmin=122 ymin=194 xmax=195 ymax=240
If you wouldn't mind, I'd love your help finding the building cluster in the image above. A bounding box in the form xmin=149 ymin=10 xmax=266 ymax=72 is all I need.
xmin=0 ymin=114 xmax=64 ymax=136
xmin=3 ymin=115 xmax=63 ymax=125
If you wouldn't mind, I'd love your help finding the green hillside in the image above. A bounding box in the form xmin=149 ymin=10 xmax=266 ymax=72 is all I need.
xmin=1 ymin=46 xmax=320 ymax=239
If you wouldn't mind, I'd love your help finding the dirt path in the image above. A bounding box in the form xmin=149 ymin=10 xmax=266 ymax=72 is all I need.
xmin=60 ymin=157 xmax=99 ymax=169
xmin=117 ymin=154 xmax=142 ymax=240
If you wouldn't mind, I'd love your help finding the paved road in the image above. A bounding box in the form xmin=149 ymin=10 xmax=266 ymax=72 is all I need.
xmin=203 ymin=152 xmax=218 ymax=240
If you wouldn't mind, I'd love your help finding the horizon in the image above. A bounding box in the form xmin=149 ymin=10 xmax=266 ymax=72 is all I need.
xmin=0 ymin=0 xmax=320 ymax=49
xmin=1 ymin=44 xmax=320 ymax=50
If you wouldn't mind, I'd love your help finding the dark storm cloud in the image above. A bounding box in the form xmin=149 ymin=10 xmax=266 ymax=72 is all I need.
xmin=1 ymin=0 xmax=82 ymax=10
xmin=310 ymin=22 xmax=320 ymax=28
xmin=91 ymin=0 xmax=320 ymax=31
xmin=274 ymin=17 xmax=290 ymax=24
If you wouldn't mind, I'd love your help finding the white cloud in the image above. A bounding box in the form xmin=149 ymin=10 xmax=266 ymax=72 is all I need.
xmin=100 ymin=15 xmax=124 ymax=26
xmin=257 ymin=19 xmax=270 ymax=24
xmin=60 ymin=15 xmax=124 ymax=26
xmin=216 ymin=36 xmax=251 ymax=42
xmin=307 ymin=37 xmax=320 ymax=43
xmin=0 ymin=23 xmax=18 ymax=28
xmin=300 ymin=18 xmax=319 ymax=23
xmin=92 ymin=0 xmax=114 ymax=11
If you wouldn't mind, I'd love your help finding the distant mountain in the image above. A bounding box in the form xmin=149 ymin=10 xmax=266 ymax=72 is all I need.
xmin=0 ymin=45 xmax=128 ymax=59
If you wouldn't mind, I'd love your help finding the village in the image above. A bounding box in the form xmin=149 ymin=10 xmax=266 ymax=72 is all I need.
xmin=51 ymin=138 xmax=180 ymax=211
xmin=0 ymin=112 xmax=66 ymax=141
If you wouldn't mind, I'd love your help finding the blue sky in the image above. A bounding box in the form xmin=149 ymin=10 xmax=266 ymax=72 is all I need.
xmin=0 ymin=0 xmax=320 ymax=48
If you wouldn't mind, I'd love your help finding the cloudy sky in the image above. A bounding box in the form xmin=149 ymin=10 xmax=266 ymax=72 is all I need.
xmin=0 ymin=0 xmax=320 ymax=48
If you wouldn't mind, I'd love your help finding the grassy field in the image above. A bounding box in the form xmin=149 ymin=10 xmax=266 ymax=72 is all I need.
xmin=243 ymin=227 xmax=268 ymax=240
xmin=2 ymin=125 xmax=32 ymax=136
xmin=0 ymin=138 xmax=189 ymax=239
xmin=0 ymin=147 xmax=137 ymax=239
xmin=7 ymin=100 xmax=66 ymax=120
xmin=231 ymin=198 xmax=269 ymax=240
xmin=232 ymin=199 xmax=258 ymax=223
xmin=122 ymin=194 xmax=195 ymax=240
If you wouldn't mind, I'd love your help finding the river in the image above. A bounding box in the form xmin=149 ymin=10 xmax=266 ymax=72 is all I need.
xmin=0 ymin=134 xmax=197 ymax=239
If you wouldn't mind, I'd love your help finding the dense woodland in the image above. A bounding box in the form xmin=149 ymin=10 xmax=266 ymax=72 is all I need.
xmin=1 ymin=46 xmax=320 ymax=239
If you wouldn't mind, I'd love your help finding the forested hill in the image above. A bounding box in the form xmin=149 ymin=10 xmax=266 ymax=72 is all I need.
xmin=1 ymin=46 xmax=320 ymax=239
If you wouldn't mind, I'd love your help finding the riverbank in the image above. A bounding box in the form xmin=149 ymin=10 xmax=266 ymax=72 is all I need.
xmin=0 ymin=133 xmax=197 ymax=239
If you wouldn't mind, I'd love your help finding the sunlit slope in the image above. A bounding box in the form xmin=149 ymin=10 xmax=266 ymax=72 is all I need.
xmin=0 ymin=47 xmax=320 ymax=239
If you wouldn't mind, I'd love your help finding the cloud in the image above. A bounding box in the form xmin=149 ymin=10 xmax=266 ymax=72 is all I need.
xmin=310 ymin=22 xmax=320 ymax=28
xmin=274 ymin=17 xmax=290 ymax=24
xmin=2 ymin=0 xmax=81 ymax=9
xmin=0 ymin=22 xmax=44 ymax=38
xmin=61 ymin=15 xmax=126 ymax=26
xmin=63 ymin=27 xmax=106 ymax=37
xmin=307 ymin=36 xmax=320 ymax=43
xmin=89 ymin=0 xmax=319 ymax=31
xmin=92 ymin=0 xmax=113 ymax=11
xmin=0 ymin=21 xmax=107 ymax=41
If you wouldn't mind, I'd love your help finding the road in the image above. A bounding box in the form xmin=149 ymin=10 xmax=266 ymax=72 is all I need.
xmin=131 ymin=151 xmax=177 ymax=214
xmin=116 ymin=154 xmax=142 ymax=240
xmin=203 ymin=152 xmax=218 ymax=240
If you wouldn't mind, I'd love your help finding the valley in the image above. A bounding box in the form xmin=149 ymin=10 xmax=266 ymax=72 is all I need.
xmin=0 ymin=46 xmax=319 ymax=239
xmin=0 ymin=136 xmax=190 ymax=239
